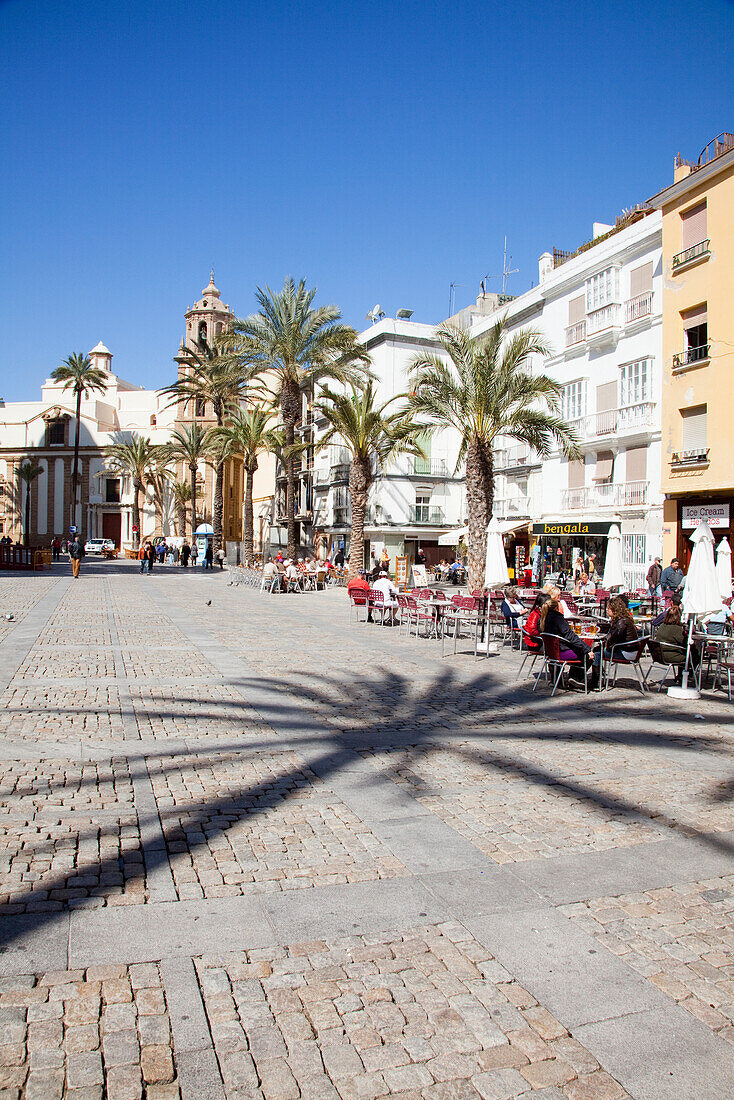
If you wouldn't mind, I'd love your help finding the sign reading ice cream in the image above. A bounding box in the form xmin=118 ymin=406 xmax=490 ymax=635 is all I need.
xmin=682 ymin=504 xmax=730 ymax=529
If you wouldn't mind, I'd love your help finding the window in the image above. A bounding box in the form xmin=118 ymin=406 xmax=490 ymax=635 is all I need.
xmin=586 ymin=267 xmax=620 ymax=312
xmin=198 ymin=322 xmax=207 ymax=344
xmin=195 ymin=398 xmax=206 ymax=418
xmin=414 ymin=431 xmax=432 ymax=474
xmin=415 ymin=493 xmax=431 ymax=522
xmin=47 ymin=419 xmax=65 ymax=446
xmin=620 ymin=358 xmax=651 ymax=406
xmin=681 ymin=201 xmax=707 ymax=251
xmin=682 ymin=303 xmax=708 ymax=364
xmin=681 ymin=405 xmax=707 ymax=453
xmin=561 ymin=380 xmax=586 ymax=422
xmin=105 ymin=479 xmax=120 ymax=503
xmin=622 ymin=534 xmax=646 ymax=565
xmin=629 ymin=262 xmax=653 ymax=298
xmin=568 ymin=295 xmax=585 ymax=324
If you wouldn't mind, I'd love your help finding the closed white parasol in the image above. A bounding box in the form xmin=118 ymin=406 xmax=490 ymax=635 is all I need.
xmin=716 ymin=537 xmax=733 ymax=600
xmin=602 ymin=524 xmax=625 ymax=590
xmin=671 ymin=521 xmax=722 ymax=699
xmin=484 ymin=516 xmax=510 ymax=589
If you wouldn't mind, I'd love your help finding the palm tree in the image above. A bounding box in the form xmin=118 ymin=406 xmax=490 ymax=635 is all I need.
xmin=161 ymin=340 xmax=248 ymax=551
xmin=51 ymin=353 xmax=108 ymax=535
xmin=209 ymin=406 xmax=282 ymax=564
xmin=313 ymin=382 xmax=426 ymax=577
xmin=16 ymin=460 xmax=43 ymax=547
xmin=147 ymin=457 xmax=173 ymax=538
xmin=409 ymin=320 xmax=579 ymax=590
xmin=171 ymin=480 xmax=192 ymax=537
xmin=161 ymin=422 xmax=213 ymax=542
xmin=104 ymin=435 xmax=163 ymax=549
xmin=228 ymin=277 xmax=371 ymax=559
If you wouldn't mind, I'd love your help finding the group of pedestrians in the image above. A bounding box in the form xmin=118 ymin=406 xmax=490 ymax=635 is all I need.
xmin=137 ymin=539 xmax=224 ymax=573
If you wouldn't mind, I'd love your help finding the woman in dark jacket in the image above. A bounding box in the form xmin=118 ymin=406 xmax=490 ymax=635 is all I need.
xmin=655 ymin=605 xmax=699 ymax=683
xmin=522 ymin=593 xmax=548 ymax=651
xmin=539 ymin=596 xmax=591 ymax=661
xmin=603 ymin=597 xmax=639 ymax=658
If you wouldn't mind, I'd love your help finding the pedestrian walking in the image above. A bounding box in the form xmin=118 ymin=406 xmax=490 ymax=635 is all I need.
xmin=204 ymin=542 xmax=214 ymax=570
xmin=138 ymin=544 xmax=147 ymax=573
xmin=146 ymin=543 xmax=156 ymax=574
xmin=191 ymin=543 xmax=198 ymax=567
xmin=180 ymin=540 xmax=190 ymax=567
xmin=51 ymin=536 xmax=61 ymax=562
xmin=69 ymin=536 xmax=84 ymax=579
xmin=646 ymin=556 xmax=663 ymax=598
xmin=216 ymin=546 xmax=225 ymax=570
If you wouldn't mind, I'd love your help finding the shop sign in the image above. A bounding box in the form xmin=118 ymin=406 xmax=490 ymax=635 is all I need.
xmin=681 ymin=504 xmax=730 ymax=529
xmin=532 ymin=521 xmax=612 ymax=536
xmin=395 ymin=555 xmax=408 ymax=590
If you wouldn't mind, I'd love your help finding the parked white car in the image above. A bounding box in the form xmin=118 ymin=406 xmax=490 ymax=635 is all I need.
xmin=84 ymin=538 xmax=116 ymax=554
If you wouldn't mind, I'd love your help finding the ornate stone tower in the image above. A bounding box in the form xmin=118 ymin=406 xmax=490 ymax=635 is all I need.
xmin=173 ymin=275 xmax=243 ymax=545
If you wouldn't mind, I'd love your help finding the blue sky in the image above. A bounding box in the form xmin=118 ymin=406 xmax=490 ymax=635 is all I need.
xmin=1 ymin=0 xmax=732 ymax=400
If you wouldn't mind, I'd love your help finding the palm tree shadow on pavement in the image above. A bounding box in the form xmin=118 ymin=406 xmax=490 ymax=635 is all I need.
xmin=1 ymin=662 xmax=733 ymax=951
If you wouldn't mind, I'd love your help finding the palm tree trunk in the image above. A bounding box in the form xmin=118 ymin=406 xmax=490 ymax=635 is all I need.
xmin=190 ymin=463 xmax=197 ymax=540
xmin=71 ymin=387 xmax=82 ymax=534
xmin=347 ymin=458 xmax=371 ymax=579
xmin=213 ymin=459 xmax=224 ymax=552
xmin=132 ymin=483 xmax=141 ymax=549
xmin=243 ymin=460 xmax=256 ymax=564
xmin=24 ymin=485 xmax=31 ymax=548
xmin=465 ymin=437 xmax=495 ymax=590
xmin=282 ymin=380 xmax=301 ymax=560
xmin=175 ymin=502 xmax=186 ymax=538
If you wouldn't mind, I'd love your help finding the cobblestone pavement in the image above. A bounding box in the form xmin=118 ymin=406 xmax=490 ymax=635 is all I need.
xmin=0 ymin=559 xmax=732 ymax=1099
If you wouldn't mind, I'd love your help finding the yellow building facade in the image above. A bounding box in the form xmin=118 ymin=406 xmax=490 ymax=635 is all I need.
xmin=649 ymin=134 xmax=734 ymax=566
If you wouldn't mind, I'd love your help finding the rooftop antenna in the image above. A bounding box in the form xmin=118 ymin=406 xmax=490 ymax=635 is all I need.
xmin=365 ymin=303 xmax=386 ymax=324
xmin=485 ymin=237 xmax=519 ymax=296
xmin=448 ymin=283 xmax=464 ymax=317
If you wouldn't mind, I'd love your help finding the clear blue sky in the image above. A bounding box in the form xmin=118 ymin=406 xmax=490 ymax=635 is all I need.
xmin=1 ymin=0 xmax=732 ymax=400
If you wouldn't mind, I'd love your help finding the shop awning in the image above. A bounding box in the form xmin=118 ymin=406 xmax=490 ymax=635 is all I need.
xmin=498 ymin=519 xmax=530 ymax=536
xmin=438 ymin=526 xmax=468 ymax=545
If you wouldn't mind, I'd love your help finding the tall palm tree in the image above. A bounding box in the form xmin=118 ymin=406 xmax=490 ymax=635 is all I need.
xmin=16 ymin=460 xmax=43 ymax=547
xmin=51 ymin=353 xmax=108 ymax=535
xmin=161 ymin=422 xmax=213 ymax=542
xmin=104 ymin=435 xmax=164 ymax=549
xmin=209 ymin=406 xmax=282 ymax=564
xmin=161 ymin=339 xmax=247 ymax=551
xmin=228 ymin=277 xmax=371 ymax=559
xmin=409 ymin=320 xmax=579 ymax=589
xmin=147 ymin=457 xmax=173 ymax=538
xmin=171 ymin=480 xmax=192 ymax=537
xmin=313 ymin=382 xmax=426 ymax=577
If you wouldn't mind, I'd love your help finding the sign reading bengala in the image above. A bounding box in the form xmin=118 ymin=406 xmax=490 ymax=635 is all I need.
xmin=532 ymin=522 xmax=611 ymax=536
xmin=681 ymin=504 xmax=730 ymax=529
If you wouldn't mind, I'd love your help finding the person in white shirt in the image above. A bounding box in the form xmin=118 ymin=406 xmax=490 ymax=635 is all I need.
xmin=543 ymin=583 xmax=573 ymax=617
xmin=261 ymin=557 xmax=278 ymax=591
xmin=373 ymin=569 xmax=399 ymax=624
xmin=576 ymin=572 xmax=596 ymax=596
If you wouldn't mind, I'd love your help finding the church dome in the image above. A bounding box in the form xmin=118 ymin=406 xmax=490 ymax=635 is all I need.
xmin=90 ymin=341 xmax=112 ymax=356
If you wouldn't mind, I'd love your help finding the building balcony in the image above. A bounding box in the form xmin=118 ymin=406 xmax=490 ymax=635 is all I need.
xmin=671 ymin=449 xmax=709 ymax=469
xmin=673 ymin=345 xmax=710 ymax=371
xmin=493 ymin=497 xmax=531 ymax=518
xmin=330 ymin=463 xmax=351 ymax=482
xmin=408 ymin=506 xmax=446 ymax=525
xmin=565 ymin=320 xmax=587 ymax=348
xmin=494 ymin=445 xmax=538 ymax=471
xmin=672 ymin=239 xmax=710 ymax=272
xmin=560 ymin=480 xmax=650 ymax=510
xmin=586 ymin=303 xmax=621 ymax=342
xmin=413 ymin=457 xmax=450 ymax=477
xmin=625 ymin=291 xmax=653 ymax=323
xmin=567 ymin=402 xmax=657 ymax=443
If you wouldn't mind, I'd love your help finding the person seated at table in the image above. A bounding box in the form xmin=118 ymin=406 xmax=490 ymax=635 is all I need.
xmin=449 ymin=558 xmax=463 ymax=585
xmin=284 ymin=559 xmax=300 ymax=589
xmin=347 ymin=569 xmax=373 ymax=621
xmin=501 ymin=586 xmax=526 ymax=631
xmin=523 ymin=593 xmax=548 ymax=651
xmin=373 ymin=568 xmax=399 ymax=624
xmin=261 ymin=556 xmax=278 ymax=591
xmin=575 ymin=572 xmax=596 ymax=597
xmin=592 ymin=597 xmax=639 ymax=672
xmin=655 ymin=605 xmax=699 ymax=683
xmin=539 ymin=594 xmax=596 ymax=688
xmin=702 ymin=604 xmax=734 ymax=636
xmin=543 ymin=583 xmax=573 ymax=617
xmin=433 ymin=560 xmax=444 ymax=581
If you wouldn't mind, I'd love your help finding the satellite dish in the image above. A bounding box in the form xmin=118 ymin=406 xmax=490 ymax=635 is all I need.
xmin=366 ymin=304 xmax=385 ymax=324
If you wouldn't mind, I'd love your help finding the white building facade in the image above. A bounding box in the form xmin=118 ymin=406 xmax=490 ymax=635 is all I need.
xmin=469 ymin=208 xmax=664 ymax=589
xmin=311 ymin=317 xmax=467 ymax=568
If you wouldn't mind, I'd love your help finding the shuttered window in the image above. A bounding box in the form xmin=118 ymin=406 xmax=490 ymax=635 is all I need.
xmin=567 ymin=459 xmax=585 ymax=489
xmin=681 ymin=405 xmax=707 ymax=452
xmin=568 ymin=295 xmax=586 ymax=324
xmin=629 ymin=262 xmax=653 ymax=297
xmin=681 ymin=303 xmax=707 ymax=328
xmin=593 ymin=451 xmax=614 ymax=481
xmin=681 ymin=202 xmax=707 ymax=250
xmin=596 ymin=381 xmax=617 ymax=412
xmin=625 ymin=445 xmax=647 ymax=481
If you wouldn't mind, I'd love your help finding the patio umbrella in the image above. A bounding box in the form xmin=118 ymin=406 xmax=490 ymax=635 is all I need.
xmin=601 ymin=524 xmax=625 ymax=590
xmin=716 ymin=537 xmax=732 ymax=600
xmin=484 ymin=516 xmax=510 ymax=589
xmin=672 ymin=521 xmax=723 ymax=699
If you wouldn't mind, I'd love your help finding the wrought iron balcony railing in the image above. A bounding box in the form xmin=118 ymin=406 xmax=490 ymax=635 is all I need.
xmin=672 ymin=239 xmax=710 ymax=270
xmin=673 ymin=344 xmax=709 ymax=369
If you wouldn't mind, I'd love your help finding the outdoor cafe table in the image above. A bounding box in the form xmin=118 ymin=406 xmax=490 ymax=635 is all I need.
xmin=692 ymin=632 xmax=734 ymax=691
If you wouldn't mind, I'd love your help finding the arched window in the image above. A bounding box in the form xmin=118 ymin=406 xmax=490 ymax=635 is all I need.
xmin=198 ymin=322 xmax=207 ymax=343
xmin=150 ymin=414 xmax=157 ymax=427
xmin=195 ymin=398 xmax=206 ymax=418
